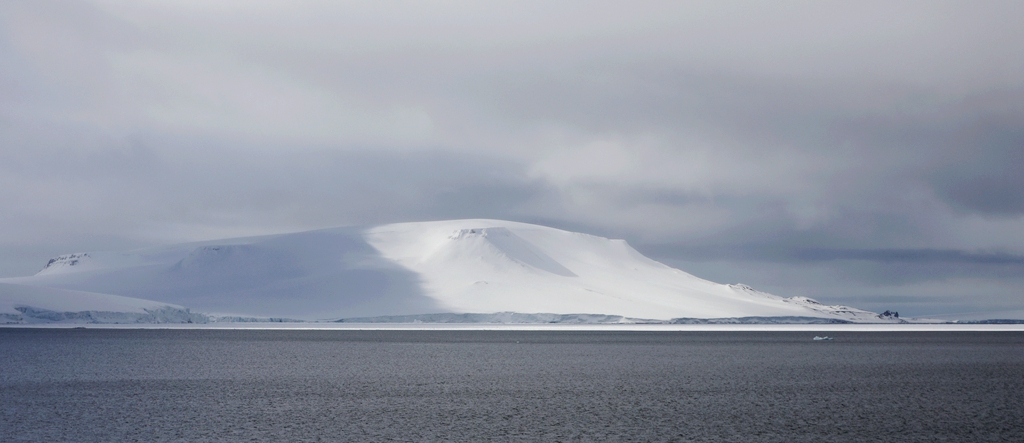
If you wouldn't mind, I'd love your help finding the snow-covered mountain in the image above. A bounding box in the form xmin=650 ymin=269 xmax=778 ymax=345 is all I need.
xmin=1 ymin=219 xmax=893 ymax=323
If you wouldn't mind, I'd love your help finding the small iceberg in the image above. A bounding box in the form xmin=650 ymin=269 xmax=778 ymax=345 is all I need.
xmin=813 ymin=336 xmax=834 ymax=341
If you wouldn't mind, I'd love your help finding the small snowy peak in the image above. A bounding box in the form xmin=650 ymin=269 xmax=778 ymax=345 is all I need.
xmin=729 ymin=283 xmax=756 ymax=292
xmin=729 ymin=283 xmax=782 ymax=300
xmin=785 ymin=296 xmax=823 ymax=305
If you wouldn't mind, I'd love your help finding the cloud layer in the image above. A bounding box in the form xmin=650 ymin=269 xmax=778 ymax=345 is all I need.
xmin=2 ymin=1 xmax=1023 ymax=316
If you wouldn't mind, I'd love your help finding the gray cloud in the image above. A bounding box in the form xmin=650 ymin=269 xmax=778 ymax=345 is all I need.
xmin=927 ymin=110 xmax=1024 ymax=216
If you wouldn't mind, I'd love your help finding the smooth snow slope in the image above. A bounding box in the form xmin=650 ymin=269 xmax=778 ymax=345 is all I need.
xmin=1 ymin=219 xmax=883 ymax=321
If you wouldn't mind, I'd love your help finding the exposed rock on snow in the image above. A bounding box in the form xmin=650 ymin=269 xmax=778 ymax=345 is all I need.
xmin=39 ymin=253 xmax=91 ymax=273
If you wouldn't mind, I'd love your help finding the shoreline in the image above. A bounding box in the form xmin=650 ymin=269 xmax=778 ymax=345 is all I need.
xmin=4 ymin=323 xmax=1024 ymax=332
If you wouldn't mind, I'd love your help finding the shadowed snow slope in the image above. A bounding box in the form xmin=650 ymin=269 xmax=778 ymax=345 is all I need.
xmin=1 ymin=219 xmax=886 ymax=321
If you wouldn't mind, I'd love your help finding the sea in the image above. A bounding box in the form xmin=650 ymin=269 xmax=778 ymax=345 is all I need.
xmin=1 ymin=329 xmax=1021 ymax=442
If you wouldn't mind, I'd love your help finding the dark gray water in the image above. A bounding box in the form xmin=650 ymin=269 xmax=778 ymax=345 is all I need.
xmin=1 ymin=329 xmax=1021 ymax=442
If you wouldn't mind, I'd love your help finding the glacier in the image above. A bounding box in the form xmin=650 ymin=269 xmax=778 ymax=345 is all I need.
xmin=0 ymin=219 xmax=905 ymax=324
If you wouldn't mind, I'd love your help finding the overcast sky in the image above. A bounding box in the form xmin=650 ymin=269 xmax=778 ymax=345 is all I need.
xmin=2 ymin=1 xmax=1022 ymax=318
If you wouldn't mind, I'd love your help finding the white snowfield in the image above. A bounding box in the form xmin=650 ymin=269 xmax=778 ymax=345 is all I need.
xmin=1 ymin=219 xmax=899 ymax=324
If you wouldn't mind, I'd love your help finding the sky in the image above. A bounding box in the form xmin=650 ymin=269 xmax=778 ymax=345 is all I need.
xmin=2 ymin=1 xmax=1022 ymax=318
